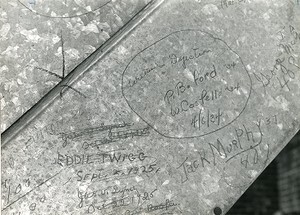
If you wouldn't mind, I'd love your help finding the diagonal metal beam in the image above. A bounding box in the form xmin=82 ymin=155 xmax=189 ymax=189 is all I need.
xmin=1 ymin=0 xmax=165 ymax=147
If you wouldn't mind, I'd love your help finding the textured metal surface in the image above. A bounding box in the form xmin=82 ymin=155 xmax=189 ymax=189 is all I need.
xmin=0 ymin=0 xmax=150 ymax=132
xmin=1 ymin=0 xmax=300 ymax=214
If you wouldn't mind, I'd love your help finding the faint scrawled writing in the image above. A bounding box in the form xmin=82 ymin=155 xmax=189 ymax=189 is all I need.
xmin=122 ymin=29 xmax=252 ymax=139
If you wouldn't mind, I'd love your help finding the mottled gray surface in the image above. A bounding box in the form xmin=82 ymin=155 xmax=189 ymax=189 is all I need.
xmin=1 ymin=0 xmax=300 ymax=214
xmin=0 ymin=0 xmax=150 ymax=132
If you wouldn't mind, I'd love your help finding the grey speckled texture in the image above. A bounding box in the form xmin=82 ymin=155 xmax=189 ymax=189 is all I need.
xmin=1 ymin=0 xmax=300 ymax=214
xmin=0 ymin=0 xmax=150 ymax=132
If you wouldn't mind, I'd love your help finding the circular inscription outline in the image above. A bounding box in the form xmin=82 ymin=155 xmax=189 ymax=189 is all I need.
xmin=18 ymin=0 xmax=111 ymax=19
xmin=121 ymin=29 xmax=253 ymax=139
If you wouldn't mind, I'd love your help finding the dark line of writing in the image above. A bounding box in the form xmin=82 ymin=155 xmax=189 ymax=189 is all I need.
xmin=2 ymin=169 xmax=63 ymax=211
